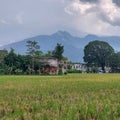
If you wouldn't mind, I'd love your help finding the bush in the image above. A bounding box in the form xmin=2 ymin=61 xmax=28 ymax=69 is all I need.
xmin=15 ymin=69 xmax=23 ymax=75
xmin=67 ymin=69 xmax=82 ymax=73
xmin=58 ymin=68 xmax=63 ymax=75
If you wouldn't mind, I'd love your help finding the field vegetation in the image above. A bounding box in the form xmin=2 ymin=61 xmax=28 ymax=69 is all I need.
xmin=0 ymin=74 xmax=120 ymax=120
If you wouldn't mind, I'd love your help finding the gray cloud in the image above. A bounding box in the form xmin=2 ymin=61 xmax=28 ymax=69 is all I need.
xmin=80 ymin=0 xmax=99 ymax=3
xmin=112 ymin=0 xmax=120 ymax=7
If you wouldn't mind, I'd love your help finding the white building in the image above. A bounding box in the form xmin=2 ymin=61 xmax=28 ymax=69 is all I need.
xmin=70 ymin=63 xmax=87 ymax=72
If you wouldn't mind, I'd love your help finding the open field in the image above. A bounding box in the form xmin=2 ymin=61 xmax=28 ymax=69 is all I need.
xmin=0 ymin=74 xmax=120 ymax=120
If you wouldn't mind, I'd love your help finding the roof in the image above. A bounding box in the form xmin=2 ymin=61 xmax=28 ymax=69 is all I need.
xmin=39 ymin=57 xmax=58 ymax=67
xmin=39 ymin=57 xmax=58 ymax=60
xmin=0 ymin=50 xmax=8 ymax=54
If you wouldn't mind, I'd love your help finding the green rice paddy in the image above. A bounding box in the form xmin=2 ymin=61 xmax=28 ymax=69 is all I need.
xmin=0 ymin=74 xmax=120 ymax=120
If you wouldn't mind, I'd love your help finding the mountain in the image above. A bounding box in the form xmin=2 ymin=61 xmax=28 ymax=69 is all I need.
xmin=1 ymin=31 xmax=120 ymax=62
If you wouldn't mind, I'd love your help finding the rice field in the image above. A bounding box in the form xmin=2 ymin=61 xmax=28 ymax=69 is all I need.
xmin=0 ymin=74 xmax=120 ymax=120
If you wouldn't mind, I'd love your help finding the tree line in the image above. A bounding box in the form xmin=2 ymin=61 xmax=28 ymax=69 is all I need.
xmin=0 ymin=40 xmax=64 ymax=75
xmin=0 ymin=39 xmax=120 ymax=74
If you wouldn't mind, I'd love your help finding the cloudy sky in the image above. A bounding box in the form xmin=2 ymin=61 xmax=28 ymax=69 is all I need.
xmin=1 ymin=0 xmax=120 ymax=46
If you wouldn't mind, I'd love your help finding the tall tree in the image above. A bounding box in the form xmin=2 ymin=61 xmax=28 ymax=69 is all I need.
xmin=52 ymin=43 xmax=65 ymax=75
xmin=52 ymin=43 xmax=64 ymax=60
xmin=26 ymin=40 xmax=40 ymax=56
xmin=109 ymin=52 xmax=120 ymax=73
xmin=84 ymin=40 xmax=114 ymax=72
xmin=26 ymin=40 xmax=41 ymax=73
xmin=4 ymin=48 xmax=17 ymax=74
xmin=45 ymin=51 xmax=52 ymax=57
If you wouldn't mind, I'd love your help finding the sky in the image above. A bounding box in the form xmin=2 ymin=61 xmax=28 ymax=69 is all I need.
xmin=1 ymin=0 xmax=120 ymax=46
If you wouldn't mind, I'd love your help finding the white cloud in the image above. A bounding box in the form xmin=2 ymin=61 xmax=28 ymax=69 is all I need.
xmin=99 ymin=0 xmax=120 ymax=25
xmin=65 ymin=0 xmax=120 ymax=26
xmin=65 ymin=0 xmax=96 ymax=15
xmin=63 ymin=0 xmax=120 ymax=36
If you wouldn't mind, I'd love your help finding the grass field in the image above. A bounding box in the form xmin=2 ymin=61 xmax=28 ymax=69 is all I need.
xmin=0 ymin=74 xmax=120 ymax=120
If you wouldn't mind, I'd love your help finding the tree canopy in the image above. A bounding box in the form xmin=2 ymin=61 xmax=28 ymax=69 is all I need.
xmin=26 ymin=40 xmax=41 ymax=56
xmin=83 ymin=40 xmax=114 ymax=72
xmin=109 ymin=52 xmax=120 ymax=73
xmin=52 ymin=43 xmax=64 ymax=61
xmin=26 ymin=40 xmax=43 ymax=73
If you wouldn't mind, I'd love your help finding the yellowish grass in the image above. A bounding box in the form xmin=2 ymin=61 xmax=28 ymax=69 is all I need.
xmin=0 ymin=74 xmax=120 ymax=119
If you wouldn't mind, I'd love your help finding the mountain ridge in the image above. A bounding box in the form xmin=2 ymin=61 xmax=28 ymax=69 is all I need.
xmin=1 ymin=31 xmax=120 ymax=62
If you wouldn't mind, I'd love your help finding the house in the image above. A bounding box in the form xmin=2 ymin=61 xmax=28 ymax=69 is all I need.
xmin=0 ymin=50 xmax=8 ymax=54
xmin=69 ymin=63 xmax=87 ymax=73
xmin=98 ymin=66 xmax=111 ymax=73
xmin=39 ymin=57 xmax=58 ymax=74
xmin=58 ymin=59 xmax=67 ymax=74
xmin=39 ymin=57 xmax=67 ymax=74
xmin=70 ymin=63 xmax=111 ymax=73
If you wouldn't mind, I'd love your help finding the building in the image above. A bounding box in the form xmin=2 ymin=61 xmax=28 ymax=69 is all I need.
xmin=69 ymin=63 xmax=87 ymax=73
xmin=0 ymin=50 xmax=8 ymax=54
xmin=39 ymin=57 xmax=67 ymax=74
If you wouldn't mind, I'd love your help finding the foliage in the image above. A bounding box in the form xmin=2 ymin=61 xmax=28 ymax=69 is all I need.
xmin=4 ymin=49 xmax=31 ymax=74
xmin=26 ymin=40 xmax=42 ymax=74
xmin=26 ymin=40 xmax=41 ymax=56
xmin=45 ymin=50 xmax=53 ymax=57
xmin=2 ymin=40 xmax=120 ymax=74
xmin=109 ymin=52 xmax=120 ymax=72
xmin=0 ymin=41 xmax=67 ymax=75
xmin=91 ymin=66 xmax=98 ymax=73
xmin=4 ymin=48 xmax=17 ymax=74
xmin=0 ymin=50 xmax=8 ymax=60
xmin=52 ymin=43 xmax=66 ymax=75
xmin=58 ymin=68 xmax=63 ymax=75
xmin=84 ymin=40 xmax=114 ymax=72
xmin=67 ymin=64 xmax=72 ymax=70
xmin=67 ymin=69 xmax=82 ymax=73
xmin=52 ymin=43 xmax=64 ymax=60
xmin=0 ymin=74 xmax=120 ymax=119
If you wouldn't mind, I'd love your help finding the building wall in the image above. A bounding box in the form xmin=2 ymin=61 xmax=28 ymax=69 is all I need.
xmin=39 ymin=57 xmax=67 ymax=74
xmin=71 ymin=63 xmax=87 ymax=72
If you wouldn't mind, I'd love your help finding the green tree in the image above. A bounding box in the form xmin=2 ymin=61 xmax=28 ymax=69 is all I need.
xmin=52 ymin=43 xmax=65 ymax=75
xmin=52 ymin=43 xmax=64 ymax=60
xmin=109 ymin=52 xmax=120 ymax=73
xmin=84 ymin=40 xmax=114 ymax=72
xmin=45 ymin=50 xmax=52 ymax=57
xmin=26 ymin=40 xmax=42 ymax=74
xmin=26 ymin=40 xmax=40 ymax=56
xmin=0 ymin=50 xmax=8 ymax=72
xmin=15 ymin=54 xmax=31 ymax=74
xmin=4 ymin=48 xmax=17 ymax=74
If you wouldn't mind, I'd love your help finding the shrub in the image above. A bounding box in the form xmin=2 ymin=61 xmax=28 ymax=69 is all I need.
xmin=67 ymin=69 xmax=82 ymax=73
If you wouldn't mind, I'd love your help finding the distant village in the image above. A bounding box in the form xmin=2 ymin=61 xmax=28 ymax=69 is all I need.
xmin=0 ymin=49 xmax=87 ymax=75
xmin=0 ymin=40 xmax=119 ymax=75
